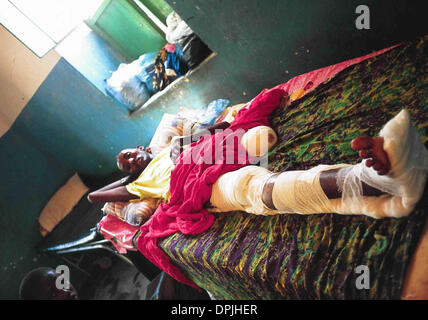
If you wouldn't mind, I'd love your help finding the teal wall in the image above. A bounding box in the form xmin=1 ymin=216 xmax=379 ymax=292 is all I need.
xmin=0 ymin=127 xmax=75 ymax=299
xmin=56 ymin=23 xmax=127 ymax=94
xmin=13 ymin=58 xmax=167 ymax=179
xmin=0 ymin=57 xmax=169 ymax=299
xmin=0 ymin=1 xmax=175 ymax=296
xmin=165 ymin=0 xmax=428 ymax=102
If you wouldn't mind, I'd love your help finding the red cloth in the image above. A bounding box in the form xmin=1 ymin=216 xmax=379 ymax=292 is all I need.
xmin=273 ymin=44 xmax=398 ymax=96
xmin=164 ymin=43 xmax=175 ymax=53
xmin=137 ymin=87 xmax=285 ymax=288
xmin=98 ymin=214 xmax=139 ymax=254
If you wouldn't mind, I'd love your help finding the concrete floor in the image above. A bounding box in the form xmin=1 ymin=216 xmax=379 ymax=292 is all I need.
xmin=78 ymin=257 xmax=151 ymax=300
xmin=75 ymin=253 xmax=211 ymax=300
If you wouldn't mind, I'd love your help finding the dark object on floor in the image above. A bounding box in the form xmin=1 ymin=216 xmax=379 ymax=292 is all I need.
xmin=177 ymin=34 xmax=212 ymax=70
xmin=19 ymin=267 xmax=79 ymax=300
xmin=125 ymin=250 xmax=161 ymax=282
xmin=146 ymin=272 xmax=210 ymax=300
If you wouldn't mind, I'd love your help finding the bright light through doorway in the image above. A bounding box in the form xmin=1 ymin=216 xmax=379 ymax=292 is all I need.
xmin=0 ymin=0 xmax=104 ymax=57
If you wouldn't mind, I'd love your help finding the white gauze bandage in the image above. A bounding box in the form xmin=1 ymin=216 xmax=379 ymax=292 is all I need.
xmin=336 ymin=109 xmax=428 ymax=219
xmin=240 ymin=126 xmax=278 ymax=157
xmin=209 ymin=126 xmax=279 ymax=215
xmin=271 ymin=164 xmax=348 ymax=214
xmin=211 ymin=164 xmax=348 ymax=216
xmin=210 ymin=166 xmax=277 ymax=215
xmin=210 ymin=110 xmax=428 ymax=219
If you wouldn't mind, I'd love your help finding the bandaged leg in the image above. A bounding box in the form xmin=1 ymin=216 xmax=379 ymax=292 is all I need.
xmin=235 ymin=163 xmax=409 ymax=218
xmin=337 ymin=109 xmax=428 ymax=218
xmin=210 ymin=164 xmax=348 ymax=215
xmin=210 ymin=110 xmax=428 ymax=219
xmin=210 ymin=166 xmax=278 ymax=215
xmin=272 ymin=109 xmax=428 ymax=218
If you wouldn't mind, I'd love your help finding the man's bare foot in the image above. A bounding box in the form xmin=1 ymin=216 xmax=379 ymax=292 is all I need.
xmin=351 ymin=137 xmax=391 ymax=175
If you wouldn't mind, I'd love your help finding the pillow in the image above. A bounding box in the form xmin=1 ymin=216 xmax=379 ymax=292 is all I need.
xmin=102 ymin=197 xmax=161 ymax=226
xmin=178 ymin=100 xmax=230 ymax=126
xmin=38 ymin=173 xmax=89 ymax=237
xmin=148 ymin=113 xmax=184 ymax=156
xmin=181 ymin=118 xmax=206 ymax=136
xmin=148 ymin=102 xmax=244 ymax=158
xmin=98 ymin=214 xmax=139 ymax=254
xmin=197 ymin=99 xmax=230 ymax=125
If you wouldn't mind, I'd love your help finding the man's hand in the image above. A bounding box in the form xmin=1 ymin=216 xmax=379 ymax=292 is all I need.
xmin=170 ymin=136 xmax=186 ymax=164
xmin=169 ymin=122 xmax=231 ymax=164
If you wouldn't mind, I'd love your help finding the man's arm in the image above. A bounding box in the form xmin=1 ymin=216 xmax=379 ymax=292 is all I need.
xmin=170 ymin=121 xmax=231 ymax=163
xmin=87 ymin=174 xmax=140 ymax=203
xmin=87 ymin=186 xmax=139 ymax=203
xmin=94 ymin=174 xmax=139 ymax=192
xmin=193 ymin=121 xmax=231 ymax=139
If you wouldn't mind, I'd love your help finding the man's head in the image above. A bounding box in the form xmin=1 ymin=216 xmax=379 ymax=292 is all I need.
xmin=117 ymin=146 xmax=153 ymax=174
xmin=19 ymin=267 xmax=78 ymax=300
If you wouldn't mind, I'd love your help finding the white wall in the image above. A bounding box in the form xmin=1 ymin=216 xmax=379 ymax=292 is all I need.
xmin=0 ymin=25 xmax=61 ymax=137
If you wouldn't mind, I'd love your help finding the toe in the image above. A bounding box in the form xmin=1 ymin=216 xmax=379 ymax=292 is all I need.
xmin=372 ymin=161 xmax=383 ymax=171
xmin=351 ymin=137 xmax=374 ymax=151
xmin=359 ymin=149 xmax=373 ymax=159
xmin=365 ymin=159 xmax=374 ymax=167
xmin=377 ymin=167 xmax=389 ymax=175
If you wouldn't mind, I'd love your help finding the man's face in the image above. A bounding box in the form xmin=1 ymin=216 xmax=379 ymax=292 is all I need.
xmin=117 ymin=146 xmax=152 ymax=174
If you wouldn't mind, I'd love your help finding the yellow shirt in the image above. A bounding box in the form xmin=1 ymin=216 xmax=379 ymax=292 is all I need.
xmin=126 ymin=147 xmax=174 ymax=202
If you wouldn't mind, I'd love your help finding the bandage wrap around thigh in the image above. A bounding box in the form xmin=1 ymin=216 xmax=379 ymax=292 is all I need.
xmin=337 ymin=109 xmax=428 ymax=218
xmin=210 ymin=166 xmax=276 ymax=215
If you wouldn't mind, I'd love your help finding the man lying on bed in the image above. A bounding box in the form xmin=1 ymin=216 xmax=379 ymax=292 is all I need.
xmin=89 ymin=89 xmax=427 ymax=219
xmin=88 ymin=87 xmax=428 ymax=289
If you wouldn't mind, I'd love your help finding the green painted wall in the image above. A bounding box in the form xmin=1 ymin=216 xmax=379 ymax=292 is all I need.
xmin=0 ymin=1 xmax=171 ymax=299
xmin=138 ymin=0 xmax=173 ymax=24
xmin=88 ymin=0 xmax=167 ymax=61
